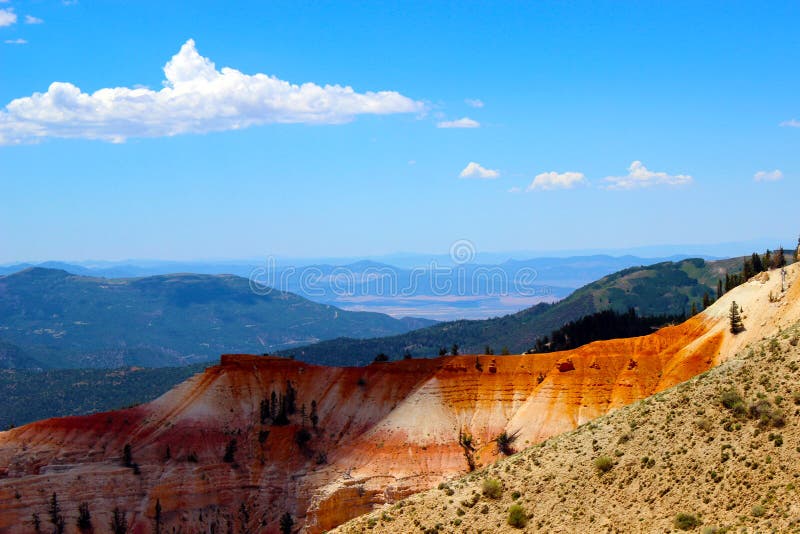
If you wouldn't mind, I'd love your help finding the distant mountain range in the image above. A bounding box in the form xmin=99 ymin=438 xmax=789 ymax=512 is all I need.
xmin=0 ymin=254 xmax=762 ymax=425
xmin=0 ymin=268 xmax=435 ymax=369
xmin=281 ymin=257 xmax=745 ymax=365
xmin=0 ymin=254 xmax=717 ymax=320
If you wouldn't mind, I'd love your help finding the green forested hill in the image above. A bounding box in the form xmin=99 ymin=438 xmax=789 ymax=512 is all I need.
xmin=0 ymin=365 xmax=205 ymax=428
xmin=282 ymin=258 xmax=740 ymax=365
xmin=0 ymin=268 xmax=434 ymax=368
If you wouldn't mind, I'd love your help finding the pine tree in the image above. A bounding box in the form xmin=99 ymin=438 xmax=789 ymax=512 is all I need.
xmin=309 ymin=400 xmax=318 ymax=430
xmin=717 ymin=279 xmax=723 ymax=299
xmin=223 ymin=439 xmax=237 ymax=463
xmin=32 ymin=513 xmax=42 ymax=534
xmin=796 ymin=235 xmax=800 ymax=261
xmin=729 ymin=301 xmax=745 ymax=334
xmin=702 ymin=292 xmax=711 ymax=309
xmin=154 ymin=499 xmax=162 ymax=534
xmin=238 ymin=503 xmax=251 ymax=534
xmin=122 ymin=444 xmax=133 ymax=468
xmin=285 ymin=381 xmax=297 ymax=415
xmin=746 ymin=256 xmax=758 ymax=277
xmin=777 ymin=246 xmax=787 ymax=268
xmin=690 ymin=302 xmax=698 ymax=316
xmin=279 ymin=512 xmax=294 ymax=534
xmin=77 ymin=502 xmax=92 ymax=532
xmin=259 ymin=398 xmax=270 ymax=425
xmin=49 ymin=493 xmax=65 ymax=534
xmin=763 ymin=249 xmax=773 ymax=270
xmin=270 ymin=391 xmax=278 ymax=421
xmin=110 ymin=508 xmax=128 ymax=534
xmin=451 ymin=344 xmax=459 ymax=356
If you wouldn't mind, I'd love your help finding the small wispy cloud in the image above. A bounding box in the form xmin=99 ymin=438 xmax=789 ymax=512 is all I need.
xmin=464 ymin=98 xmax=484 ymax=108
xmin=780 ymin=119 xmax=800 ymax=128
xmin=0 ymin=8 xmax=17 ymax=26
xmin=4 ymin=38 xmax=27 ymax=45
xmin=437 ymin=117 xmax=480 ymax=129
xmin=508 ymin=186 xmax=522 ymax=194
xmin=24 ymin=15 xmax=43 ymax=24
xmin=603 ymin=161 xmax=692 ymax=190
xmin=526 ymin=171 xmax=587 ymax=191
xmin=754 ymin=169 xmax=783 ymax=182
xmin=459 ymin=162 xmax=499 ymax=179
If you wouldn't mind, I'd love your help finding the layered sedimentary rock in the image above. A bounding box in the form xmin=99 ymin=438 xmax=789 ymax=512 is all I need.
xmin=0 ymin=265 xmax=796 ymax=533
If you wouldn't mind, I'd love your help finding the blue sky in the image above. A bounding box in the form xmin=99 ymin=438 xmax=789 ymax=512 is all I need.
xmin=1 ymin=1 xmax=798 ymax=263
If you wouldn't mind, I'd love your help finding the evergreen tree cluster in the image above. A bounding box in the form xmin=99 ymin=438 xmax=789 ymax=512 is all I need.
xmin=259 ymin=381 xmax=297 ymax=427
xmin=720 ymin=248 xmax=788 ymax=295
xmin=529 ymin=308 xmax=684 ymax=353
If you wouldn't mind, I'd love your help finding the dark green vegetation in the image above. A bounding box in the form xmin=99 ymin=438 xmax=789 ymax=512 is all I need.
xmin=283 ymin=257 xmax=742 ymax=364
xmin=0 ymin=339 xmax=42 ymax=368
xmin=722 ymin=249 xmax=788 ymax=293
xmin=530 ymin=308 xmax=685 ymax=353
xmin=0 ymin=268 xmax=434 ymax=369
xmin=0 ymin=364 xmax=203 ymax=428
xmin=729 ymin=301 xmax=745 ymax=334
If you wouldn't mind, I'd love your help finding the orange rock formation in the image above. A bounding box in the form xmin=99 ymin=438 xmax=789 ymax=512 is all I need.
xmin=0 ymin=265 xmax=796 ymax=533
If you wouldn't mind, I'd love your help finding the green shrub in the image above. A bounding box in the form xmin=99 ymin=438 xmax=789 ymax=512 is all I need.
xmin=720 ymin=389 xmax=746 ymax=416
xmin=674 ymin=512 xmax=701 ymax=530
xmin=594 ymin=455 xmax=613 ymax=474
xmin=507 ymin=504 xmax=527 ymax=528
xmin=695 ymin=417 xmax=713 ymax=432
xmin=482 ymin=478 xmax=502 ymax=499
xmin=748 ymin=400 xmax=785 ymax=428
xmin=751 ymin=505 xmax=765 ymax=517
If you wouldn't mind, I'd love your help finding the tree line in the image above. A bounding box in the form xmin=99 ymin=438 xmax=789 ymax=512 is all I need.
xmin=528 ymin=308 xmax=685 ymax=353
xmin=720 ymin=248 xmax=789 ymax=296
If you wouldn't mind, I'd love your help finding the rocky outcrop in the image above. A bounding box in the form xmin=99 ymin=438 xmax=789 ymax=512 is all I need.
xmin=0 ymin=264 xmax=797 ymax=533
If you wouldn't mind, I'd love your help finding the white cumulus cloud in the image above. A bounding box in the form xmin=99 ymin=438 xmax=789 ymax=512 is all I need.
xmin=754 ymin=169 xmax=783 ymax=182
xmin=4 ymin=38 xmax=26 ymax=45
xmin=437 ymin=117 xmax=480 ymax=129
xmin=526 ymin=171 xmax=587 ymax=191
xmin=459 ymin=162 xmax=499 ymax=179
xmin=780 ymin=119 xmax=800 ymax=128
xmin=464 ymin=98 xmax=484 ymax=108
xmin=0 ymin=8 xmax=16 ymax=26
xmin=603 ymin=161 xmax=692 ymax=190
xmin=24 ymin=15 xmax=43 ymax=24
xmin=0 ymin=39 xmax=424 ymax=145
